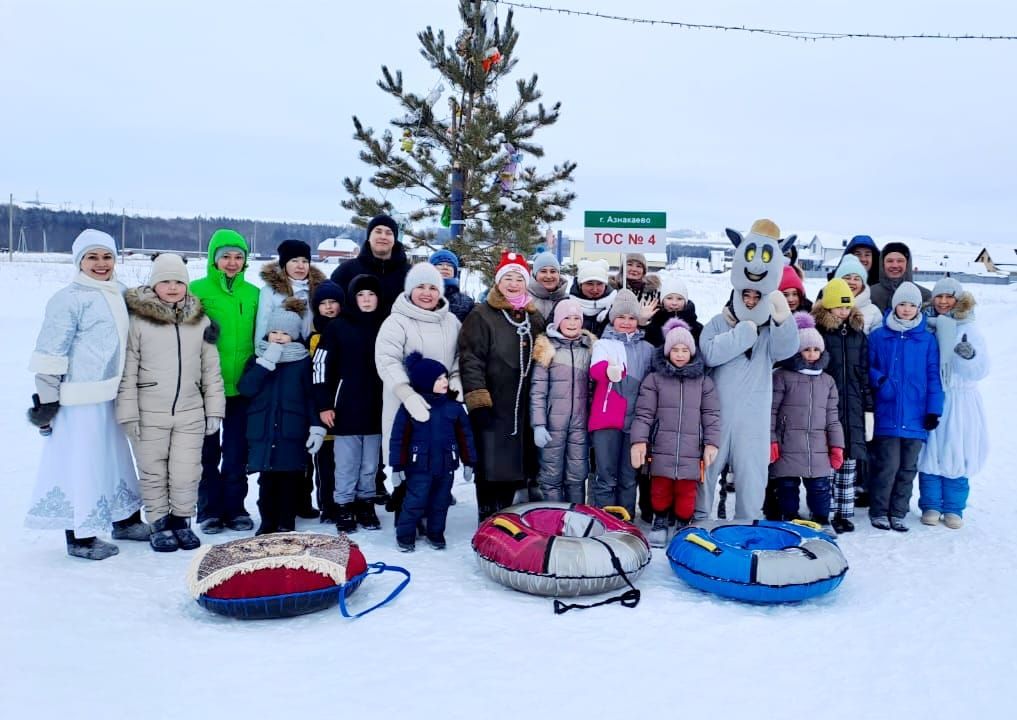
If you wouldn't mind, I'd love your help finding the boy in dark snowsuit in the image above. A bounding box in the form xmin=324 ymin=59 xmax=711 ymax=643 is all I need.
xmin=389 ymin=352 xmax=476 ymax=552
xmin=312 ymin=275 xmax=385 ymax=533
xmin=238 ymin=304 xmax=326 ymax=534
xmin=307 ymin=280 xmax=344 ymax=523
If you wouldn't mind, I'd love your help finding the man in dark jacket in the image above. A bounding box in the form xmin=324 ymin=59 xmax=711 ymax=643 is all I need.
xmin=330 ymin=214 xmax=410 ymax=504
xmin=330 ymin=214 xmax=410 ymax=316
xmin=869 ymin=242 xmax=931 ymax=314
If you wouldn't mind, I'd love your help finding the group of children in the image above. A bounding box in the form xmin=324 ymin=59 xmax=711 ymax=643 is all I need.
xmin=27 ymin=224 xmax=988 ymax=561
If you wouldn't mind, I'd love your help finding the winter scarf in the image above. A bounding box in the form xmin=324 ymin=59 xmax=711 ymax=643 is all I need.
xmin=74 ymin=271 xmax=129 ymax=376
xmin=924 ymin=291 xmax=977 ymax=386
xmin=885 ymin=311 xmax=922 ymax=333
xmin=573 ymin=286 xmax=617 ymax=324
xmin=505 ymin=291 xmax=531 ymax=312
xmin=255 ymin=339 xmax=309 ymax=363
xmin=779 ymin=350 xmax=830 ymax=375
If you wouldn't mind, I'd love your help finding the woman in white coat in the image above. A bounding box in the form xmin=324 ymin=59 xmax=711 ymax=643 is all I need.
xmin=918 ymin=278 xmax=989 ymax=529
xmin=375 ymin=263 xmax=462 ymax=484
xmin=25 ymin=230 xmax=148 ymax=559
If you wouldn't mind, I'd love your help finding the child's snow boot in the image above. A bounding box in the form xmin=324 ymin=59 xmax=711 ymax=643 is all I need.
xmin=65 ymin=531 xmax=119 ymax=560
xmin=921 ymin=510 xmax=941 ymax=526
xmin=335 ymin=503 xmax=357 ymax=533
xmin=170 ymin=515 xmax=201 ymax=550
xmin=397 ymin=537 xmax=415 ymax=553
xmin=648 ymin=514 xmax=669 ymax=548
xmin=889 ymin=516 xmax=909 ymax=533
xmin=200 ymin=517 xmax=225 ymax=534
xmin=225 ymin=514 xmax=254 ymax=532
xmin=355 ymin=500 xmax=381 ymax=530
xmin=149 ymin=517 xmax=179 ymax=552
xmin=943 ymin=513 xmax=964 ymax=529
xmin=831 ymin=515 xmax=855 ymax=533
xmin=870 ymin=516 xmax=891 ymax=531
xmin=426 ymin=534 xmax=447 ymax=550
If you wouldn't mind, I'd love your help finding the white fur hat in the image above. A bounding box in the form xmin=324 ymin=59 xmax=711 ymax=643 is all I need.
xmin=577 ymin=259 xmax=610 ymax=285
xmin=72 ymin=229 xmax=117 ymax=269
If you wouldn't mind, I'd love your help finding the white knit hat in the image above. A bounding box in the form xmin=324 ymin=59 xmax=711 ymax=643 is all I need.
xmin=72 ymin=229 xmax=117 ymax=269
xmin=659 ymin=276 xmax=689 ymax=301
xmin=577 ymin=259 xmax=610 ymax=285
xmin=404 ymin=262 xmax=444 ymax=295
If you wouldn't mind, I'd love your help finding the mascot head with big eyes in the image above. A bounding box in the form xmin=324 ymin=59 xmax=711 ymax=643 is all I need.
xmin=726 ymin=218 xmax=797 ymax=324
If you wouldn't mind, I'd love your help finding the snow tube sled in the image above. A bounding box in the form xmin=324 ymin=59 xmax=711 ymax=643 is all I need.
xmin=666 ymin=520 xmax=848 ymax=604
xmin=187 ymin=532 xmax=410 ymax=619
xmin=472 ymin=502 xmax=651 ymax=611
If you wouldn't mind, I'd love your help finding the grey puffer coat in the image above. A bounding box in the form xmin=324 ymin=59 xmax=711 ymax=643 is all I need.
xmin=528 ymin=277 xmax=569 ymax=321
xmin=529 ymin=327 xmax=595 ymax=501
xmin=770 ymin=354 xmax=845 ymax=479
xmin=630 ymin=350 xmax=721 ymax=481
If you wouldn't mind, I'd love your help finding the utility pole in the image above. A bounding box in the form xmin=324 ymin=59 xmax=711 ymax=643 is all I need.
xmin=121 ymin=208 xmax=126 ymax=262
xmin=7 ymin=194 xmax=12 ymax=262
xmin=197 ymin=216 xmax=202 ymax=253
xmin=42 ymin=228 xmax=47 ymax=255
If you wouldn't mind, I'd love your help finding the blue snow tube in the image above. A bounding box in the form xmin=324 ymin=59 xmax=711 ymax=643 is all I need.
xmin=666 ymin=520 xmax=848 ymax=604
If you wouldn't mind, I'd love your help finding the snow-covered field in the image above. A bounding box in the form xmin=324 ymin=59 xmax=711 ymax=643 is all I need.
xmin=2 ymin=255 xmax=1014 ymax=719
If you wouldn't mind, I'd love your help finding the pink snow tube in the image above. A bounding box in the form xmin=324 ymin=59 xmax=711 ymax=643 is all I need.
xmin=472 ymin=502 xmax=651 ymax=597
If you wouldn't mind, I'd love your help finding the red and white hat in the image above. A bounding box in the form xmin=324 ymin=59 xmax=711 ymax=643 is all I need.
xmin=494 ymin=251 xmax=531 ymax=285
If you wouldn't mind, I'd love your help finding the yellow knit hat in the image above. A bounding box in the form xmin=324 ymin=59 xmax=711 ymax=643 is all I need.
xmin=821 ymin=278 xmax=855 ymax=309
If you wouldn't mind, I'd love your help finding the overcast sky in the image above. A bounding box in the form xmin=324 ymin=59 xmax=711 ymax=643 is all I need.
xmin=2 ymin=0 xmax=1014 ymax=243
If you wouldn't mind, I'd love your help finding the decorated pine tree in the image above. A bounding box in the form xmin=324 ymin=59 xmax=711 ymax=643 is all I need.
xmin=341 ymin=0 xmax=576 ymax=275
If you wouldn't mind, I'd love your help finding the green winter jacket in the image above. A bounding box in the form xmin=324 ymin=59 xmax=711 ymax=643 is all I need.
xmin=189 ymin=229 xmax=259 ymax=396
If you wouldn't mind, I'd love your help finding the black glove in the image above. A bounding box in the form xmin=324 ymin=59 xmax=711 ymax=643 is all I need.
xmin=27 ymin=394 xmax=59 ymax=428
xmin=385 ymin=482 xmax=407 ymax=514
xmin=923 ymin=414 xmax=940 ymax=431
xmin=954 ymin=334 xmax=976 ymax=360
xmin=469 ymin=406 xmax=494 ymax=430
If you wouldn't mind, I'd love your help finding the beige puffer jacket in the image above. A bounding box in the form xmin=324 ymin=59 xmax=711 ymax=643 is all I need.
xmin=117 ymin=287 xmax=226 ymax=424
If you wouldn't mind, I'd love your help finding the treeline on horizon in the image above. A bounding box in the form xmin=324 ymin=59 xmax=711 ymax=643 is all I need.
xmin=0 ymin=205 xmax=369 ymax=256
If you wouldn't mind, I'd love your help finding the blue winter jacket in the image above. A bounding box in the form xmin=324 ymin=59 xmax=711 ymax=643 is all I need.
xmin=238 ymin=355 xmax=320 ymax=472
xmin=868 ymin=312 xmax=944 ymax=440
xmin=389 ymin=394 xmax=477 ymax=477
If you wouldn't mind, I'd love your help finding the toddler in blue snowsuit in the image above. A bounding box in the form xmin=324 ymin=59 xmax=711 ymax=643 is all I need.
xmin=389 ymin=352 xmax=476 ymax=552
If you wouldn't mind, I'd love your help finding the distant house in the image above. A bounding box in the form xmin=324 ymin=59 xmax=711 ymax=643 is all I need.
xmin=317 ymin=237 xmax=359 ymax=262
xmin=973 ymin=247 xmax=1017 ymax=274
xmin=797 ymin=233 xmax=847 ymax=271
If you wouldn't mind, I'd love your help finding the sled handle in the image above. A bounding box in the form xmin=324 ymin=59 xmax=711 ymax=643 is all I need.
xmin=685 ymin=532 xmax=722 ymax=555
xmin=492 ymin=517 xmax=525 ymax=539
xmin=339 ymin=562 xmax=411 ymax=619
xmin=791 ymin=519 xmax=823 ymax=531
xmin=603 ymin=506 xmax=631 ymax=522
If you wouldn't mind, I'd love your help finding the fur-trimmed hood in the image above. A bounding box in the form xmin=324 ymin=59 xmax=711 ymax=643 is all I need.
xmin=126 ymin=286 xmax=206 ymax=325
xmin=533 ymin=328 xmax=596 ymax=368
xmin=814 ymin=304 xmax=866 ymax=333
xmin=485 ymin=284 xmax=539 ymax=316
xmin=650 ymin=346 xmax=705 ymax=378
xmin=948 ymin=290 xmax=976 ymax=322
xmin=260 ymin=263 xmax=327 ymax=299
xmin=281 ymin=295 xmax=308 ymax=315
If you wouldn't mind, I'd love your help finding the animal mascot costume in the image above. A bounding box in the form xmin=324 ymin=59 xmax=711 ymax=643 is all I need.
xmin=698 ymin=219 xmax=800 ymax=520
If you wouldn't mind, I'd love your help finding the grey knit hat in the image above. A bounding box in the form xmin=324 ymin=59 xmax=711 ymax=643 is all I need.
xmin=265 ymin=306 xmax=303 ymax=340
xmin=891 ymin=281 xmax=923 ymax=309
xmin=531 ymin=251 xmax=560 ymax=274
xmin=931 ymin=276 xmax=963 ymax=299
xmin=609 ymin=288 xmax=641 ymax=321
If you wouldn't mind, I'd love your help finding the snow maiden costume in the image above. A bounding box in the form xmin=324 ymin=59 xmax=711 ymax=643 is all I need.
xmin=698 ymin=219 xmax=799 ymax=520
xmin=26 ymin=229 xmax=145 ymax=559
xmin=917 ymin=278 xmax=989 ymax=528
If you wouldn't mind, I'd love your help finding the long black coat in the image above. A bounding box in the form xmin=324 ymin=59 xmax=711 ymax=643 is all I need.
xmin=238 ymin=354 xmax=319 ymax=472
xmin=330 ymin=241 xmax=410 ymax=316
xmin=458 ymin=286 xmax=546 ymax=484
xmin=815 ymin=305 xmax=872 ymax=461
xmin=311 ymin=300 xmax=384 ymax=436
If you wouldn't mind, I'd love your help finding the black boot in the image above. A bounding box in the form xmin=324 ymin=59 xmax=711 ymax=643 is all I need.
xmin=149 ymin=516 xmax=179 ymax=553
xmin=170 ymin=515 xmax=201 ymax=550
xmin=65 ymin=530 xmax=119 ymax=560
xmin=831 ymin=515 xmax=855 ymax=533
xmin=335 ymin=503 xmax=357 ymax=534
xmin=355 ymin=500 xmax=381 ymax=531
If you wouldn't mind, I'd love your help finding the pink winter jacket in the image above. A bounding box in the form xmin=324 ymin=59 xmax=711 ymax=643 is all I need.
xmin=589 ymin=359 xmax=628 ymax=431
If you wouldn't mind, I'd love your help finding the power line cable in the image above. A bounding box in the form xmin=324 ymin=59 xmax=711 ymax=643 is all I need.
xmin=492 ymin=1 xmax=1017 ymax=41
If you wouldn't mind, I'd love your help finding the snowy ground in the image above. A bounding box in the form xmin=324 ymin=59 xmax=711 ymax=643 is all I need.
xmin=2 ymin=255 xmax=1015 ymax=719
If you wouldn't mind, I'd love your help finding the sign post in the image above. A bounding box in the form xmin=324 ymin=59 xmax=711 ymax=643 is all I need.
xmin=583 ymin=211 xmax=667 ymax=287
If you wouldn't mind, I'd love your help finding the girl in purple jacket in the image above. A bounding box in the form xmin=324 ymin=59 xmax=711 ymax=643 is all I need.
xmin=630 ymin=320 xmax=721 ymax=547
xmin=768 ymin=313 xmax=845 ymax=527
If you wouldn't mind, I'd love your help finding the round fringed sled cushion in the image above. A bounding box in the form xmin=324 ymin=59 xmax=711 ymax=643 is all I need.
xmin=187 ymin=533 xmax=369 ymax=619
